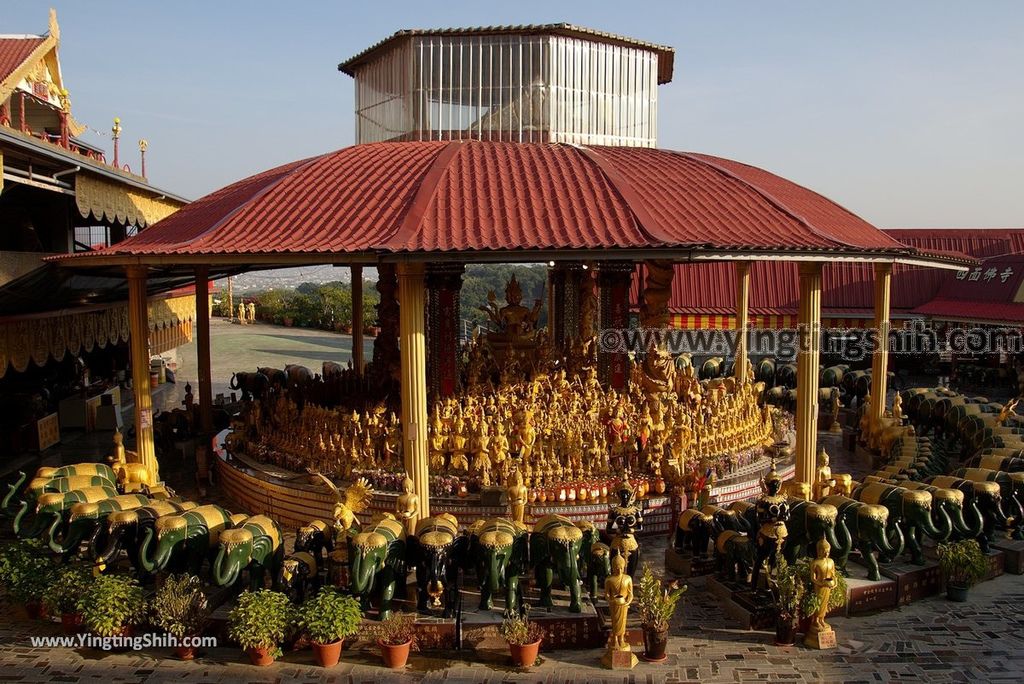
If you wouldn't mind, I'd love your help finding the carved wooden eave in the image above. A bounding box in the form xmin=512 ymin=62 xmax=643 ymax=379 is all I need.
xmin=75 ymin=172 xmax=185 ymax=228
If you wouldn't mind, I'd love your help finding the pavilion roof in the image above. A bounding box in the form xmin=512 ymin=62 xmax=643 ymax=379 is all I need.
xmin=52 ymin=141 xmax=972 ymax=270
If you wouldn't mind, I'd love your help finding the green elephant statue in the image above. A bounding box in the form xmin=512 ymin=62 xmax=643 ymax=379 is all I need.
xmin=468 ymin=517 xmax=529 ymax=615
xmin=212 ymin=514 xmax=284 ymax=590
xmin=586 ymin=541 xmax=611 ymax=602
xmin=529 ymin=514 xmax=592 ymax=613
xmin=47 ymin=493 xmax=150 ymax=556
xmin=91 ymin=500 xmax=198 ymax=571
xmin=821 ymin=495 xmax=900 ymax=581
xmin=782 ymin=500 xmax=849 ymax=567
xmin=3 ymin=473 xmax=117 ymax=517
xmin=13 ymin=485 xmax=117 ymax=539
xmin=852 ymin=483 xmax=951 ymax=565
xmin=348 ymin=516 xmax=406 ymax=620
xmin=901 ymin=481 xmax=983 ymax=542
xmin=137 ymin=504 xmax=233 ymax=575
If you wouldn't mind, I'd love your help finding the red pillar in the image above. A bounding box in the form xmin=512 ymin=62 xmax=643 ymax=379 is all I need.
xmin=426 ymin=264 xmax=464 ymax=398
xmin=598 ymin=261 xmax=634 ymax=389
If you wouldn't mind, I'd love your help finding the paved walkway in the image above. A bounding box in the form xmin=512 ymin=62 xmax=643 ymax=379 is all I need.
xmin=2 ymin=565 xmax=1022 ymax=683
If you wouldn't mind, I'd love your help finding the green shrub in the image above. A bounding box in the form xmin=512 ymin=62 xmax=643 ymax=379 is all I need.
xmin=152 ymin=574 xmax=208 ymax=638
xmin=78 ymin=574 xmax=147 ymax=636
xmin=298 ymin=587 xmax=362 ymax=645
xmin=498 ymin=610 xmax=544 ymax=645
xmin=369 ymin=610 xmax=418 ymax=648
xmin=0 ymin=539 xmax=54 ymax=604
xmin=635 ymin=564 xmax=687 ymax=632
xmin=42 ymin=563 xmax=91 ymax=615
xmin=938 ymin=539 xmax=988 ymax=588
xmin=228 ymin=589 xmax=296 ymax=655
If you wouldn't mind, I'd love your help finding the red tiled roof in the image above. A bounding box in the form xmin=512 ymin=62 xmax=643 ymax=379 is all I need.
xmin=0 ymin=37 xmax=44 ymax=82
xmin=645 ymin=230 xmax=1024 ymax=324
xmin=64 ymin=141 xmax=940 ymax=260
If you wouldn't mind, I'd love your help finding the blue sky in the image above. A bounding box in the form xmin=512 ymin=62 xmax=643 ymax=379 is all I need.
xmin=6 ymin=1 xmax=1023 ymax=227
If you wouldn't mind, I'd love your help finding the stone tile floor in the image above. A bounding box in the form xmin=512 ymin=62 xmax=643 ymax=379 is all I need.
xmin=2 ymin=566 xmax=1023 ymax=683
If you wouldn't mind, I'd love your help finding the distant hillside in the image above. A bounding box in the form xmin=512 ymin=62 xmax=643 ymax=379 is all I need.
xmin=220 ymin=266 xmax=376 ymax=292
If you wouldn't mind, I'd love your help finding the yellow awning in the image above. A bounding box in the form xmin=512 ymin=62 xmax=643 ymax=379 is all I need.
xmin=75 ymin=172 xmax=182 ymax=227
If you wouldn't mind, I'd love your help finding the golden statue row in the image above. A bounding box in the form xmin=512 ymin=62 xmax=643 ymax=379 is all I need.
xmin=239 ymin=359 xmax=777 ymax=496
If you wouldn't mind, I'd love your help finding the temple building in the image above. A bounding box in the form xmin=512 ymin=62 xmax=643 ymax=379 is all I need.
xmin=0 ymin=10 xmax=189 ymax=455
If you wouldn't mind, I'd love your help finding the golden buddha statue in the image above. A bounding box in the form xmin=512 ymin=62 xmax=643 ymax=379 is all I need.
xmin=601 ymin=554 xmax=638 ymax=669
xmin=429 ymin=412 xmax=447 ymax=470
xmin=804 ymin=538 xmax=838 ymax=649
xmin=396 ymin=476 xmax=419 ymax=537
xmin=508 ymin=469 xmax=528 ymax=525
xmin=813 ymin=448 xmax=836 ymax=502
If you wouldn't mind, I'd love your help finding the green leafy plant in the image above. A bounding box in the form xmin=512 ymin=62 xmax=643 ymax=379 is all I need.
xmin=635 ymin=564 xmax=688 ymax=632
xmin=937 ymin=539 xmax=988 ymax=588
xmin=797 ymin=559 xmax=849 ymax=617
xmin=369 ymin=611 xmax=418 ymax=648
xmin=498 ymin=609 xmax=544 ymax=646
xmin=772 ymin=557 xmax=805 ymax=624
xmin=152 ymin=574 xmax=209 ymax=639
xmin=0 ymin=539 xmax=54 ymax=604
xmin=228 ymin=589 xmax=296 ymax=656
xmin=77 ymin=574 xmax=147 ymax=637
xmin=298 ymin=588 xmax=362 ymax=645
xmin=42 ymin=563 xmax=91 ymax=615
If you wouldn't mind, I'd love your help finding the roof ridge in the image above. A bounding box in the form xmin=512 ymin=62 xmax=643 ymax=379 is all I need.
xmin=674 ymin=151 xmax=898 ymax=254
xmin=385 ymin=141 xmax=465 ymax=251
xmin=572 ymin=144 xmax=680 ymax=248
xmin=179 ymin=156 xmax=323 ymax=253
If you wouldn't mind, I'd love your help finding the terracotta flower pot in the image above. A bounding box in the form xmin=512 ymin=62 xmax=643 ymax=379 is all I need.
xmin=175 ymin=645 xmax=196 ymax=660
xmin=509 ymin=638 xmax=541 ymax=667
xmin=379 ymin=639 xmax=411 ymax=669
xmin=246 ymin=646 xmax=276 ymax=666
xmin=312 ymin=639 xmax=343 ymax=667
xmin=641 ymin=626 xmax=669 ymax=662
xmin=61 ymin=612 xmax=83 ymax=634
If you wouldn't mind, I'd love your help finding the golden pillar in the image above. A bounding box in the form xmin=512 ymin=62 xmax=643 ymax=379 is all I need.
xmin=126 ymin=266 xmax=159 ymax=483
xmin=397 ymin=262 xmax=430 ymax=519
xmin=735 ymin=261 xmax=751 ymax=383
xmin=871 ymin=263 xmax=893 ymax=425
xmin=351 ymin=265 xmax=364 ymax=374
xmin=194 ymin=266 xmax=214 ymax=435
xmin=795 ymin=262 xmax=823 ymax=486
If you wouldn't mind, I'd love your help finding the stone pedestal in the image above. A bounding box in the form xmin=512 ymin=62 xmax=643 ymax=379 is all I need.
xmin=993 ymin=540 xmax=1024 ymax=575
xmin=665 ymin=547 xmax=716 ymax=577
xmin=804 ymin=627 xmax=837 ymax=649
xmin=602 ymin=648 xmax=638 ymax=670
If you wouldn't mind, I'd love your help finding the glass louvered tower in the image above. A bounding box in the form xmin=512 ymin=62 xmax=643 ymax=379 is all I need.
xmin=338 ymin=24 xmax=674 ymax=147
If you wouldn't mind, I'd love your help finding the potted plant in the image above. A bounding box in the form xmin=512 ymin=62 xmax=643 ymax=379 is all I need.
xmin=937 ymin=539 xmax=988 ymax=601
xmin=498 ymin=610 xmax=544 ymax=668
xmin=152 ymin=574 xmax=209 ymax=660
xmin=635 ymin=564 xmax=688 ymax=662
xmin=78 ymin=574 xmax=147 ymax=640
xmin=42 ymin=563 xmax=91 ymax=633
xmin=772 ymin=557 xmax=803 ymax=646
xmin=369 ymin=610 xmax=417 ymax=669
xmin=298 ymin=588 xmax=362 ymax=667
xmin=0 ymin=539 xmax=54 ymax=619
xmin=228 ymin=589 xmax=296 ymax=666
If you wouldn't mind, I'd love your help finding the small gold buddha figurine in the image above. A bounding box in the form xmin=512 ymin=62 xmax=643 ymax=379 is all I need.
xmin=601 ymin=554 xmax=638 ymax=669
xmin=813 ymin=448 xmax=836 ymax=502
xmin=396 ymin=476 xmax=419 ymax=537
xmin=829 ymin=389 xmax=843 ymax=433
xmin=508 ymin=469 xmax=528 ymax=525
xmin=891 ymin=392 xmax=905 ymax=425
xmin=804 ymin=538 xmax=838 ymax=649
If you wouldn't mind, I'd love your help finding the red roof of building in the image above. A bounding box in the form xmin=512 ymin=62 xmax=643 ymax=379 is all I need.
xmin=61 ymin=141 xmax=959 ymax=264
xmin=646 ymin=229 xmax=1024 ymax=324
xmin=0 ymin=37 xmax=44 ymax=82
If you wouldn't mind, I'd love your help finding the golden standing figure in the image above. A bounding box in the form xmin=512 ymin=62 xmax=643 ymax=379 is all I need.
xmin=829 ymin=388 xmax=843 ymax=433
xmin=396 ymin=476 xmax=420 ymax=537
xmin=602 ymin=554 xmax=638 ymax=669
xmin=508 ymin=469 xmax=528 ymax=525
xmin=813 ymin=448 xmax=836 ymax=502
xmin=804 ymin=538 xmax=838 ymax=649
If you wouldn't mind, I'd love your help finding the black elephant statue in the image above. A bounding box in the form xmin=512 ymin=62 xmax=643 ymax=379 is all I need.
xmin=279 ymin=551 xmax=321 ymax=603
xmin=407 ymin=513 xmax=468 ymax=618
xmin=715 ymin=530 xmax=754 ymax=583
xmin=927 ymin=475 xmax=1008 ymax=552
xmin=674 ymin=508 xmax=715 ymax=558
xmin=468 ymin=517 xmax=529 ymax=615
xmin=295 ymin=519 xmax=336 ymax=564
xmin=586 ymin=541 xmax=611 ymax=602
xmin=229 ymin=371 xmax=270 ymax=401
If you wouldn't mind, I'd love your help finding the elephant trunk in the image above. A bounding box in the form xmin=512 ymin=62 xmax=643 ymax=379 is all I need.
xmin=17 ymin=508 xmax=53 ymax=539
xmin=884 ymin=522 xmax=905 ymax=558
xmin=834 ymin=516 xmax=853 ymax=557
xmin=349 ymin=553 xmax=376 ymax=595
xmin=1 ymin=472 xmax=27 ymax=514
xmin=929 ymin=504 xmax=953 ymax=542
xmin=137 ymin=527 xmax=163 ymax=573
xmin=94 ymin=526 xmax=127 ymax=564
xmin=49 ymin=517 xmax=91 ymax=555
xmin=823 ymin=523 xmax=841 ymax=558
xmin=212 ymin=546 xmax=240 ymax=587
xmin=488 ymin=553 xmax=503 ymax=594
xmin=962 ymin=499 xmax=985 ymax=538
